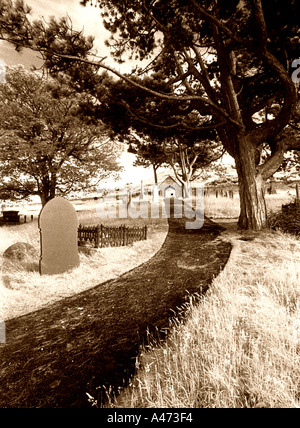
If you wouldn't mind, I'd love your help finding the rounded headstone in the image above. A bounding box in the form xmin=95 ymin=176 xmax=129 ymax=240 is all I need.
xmin=3 ymin=242 xmax=38 ymax=261
xmin=39 ymin=197 xmax=80 ymax=275
xmin=2 ymin=242 xmax=39 ymax=275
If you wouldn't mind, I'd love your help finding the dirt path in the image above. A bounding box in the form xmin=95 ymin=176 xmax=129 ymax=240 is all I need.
xmin=0 ymin=212 xmax=232 ymax=408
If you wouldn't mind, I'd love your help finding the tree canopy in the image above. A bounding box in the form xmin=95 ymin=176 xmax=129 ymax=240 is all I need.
xmin=0 ymin=65 xmax=121 ymax=205
xmin=0 ymin=0 xmax=299 ymax=228
xmin=96 ymin=75 xmax=224 ymax=189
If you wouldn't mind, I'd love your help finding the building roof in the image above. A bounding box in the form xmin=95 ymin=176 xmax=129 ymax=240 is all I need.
xmin=159 ymin=175 xmax=179 ymax=186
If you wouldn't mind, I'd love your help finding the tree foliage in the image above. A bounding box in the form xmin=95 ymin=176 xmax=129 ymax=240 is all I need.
xmin=128 ymin=139 xmax=167 ymax=184
xmin=0 ymin=0 xmax=299 ymax=228
xmin=78 ymin=71 xmax=225 ymax=190
xmin=0 ymin=66 xmax=121 ymax=205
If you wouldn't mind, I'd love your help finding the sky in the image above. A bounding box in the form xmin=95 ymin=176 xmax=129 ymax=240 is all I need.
xmin=0 ymin=0 xmax=156 ymax=187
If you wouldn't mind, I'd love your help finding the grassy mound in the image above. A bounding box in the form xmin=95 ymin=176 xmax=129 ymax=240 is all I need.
xmin=268 ymin=201 xmax=300 ymax=237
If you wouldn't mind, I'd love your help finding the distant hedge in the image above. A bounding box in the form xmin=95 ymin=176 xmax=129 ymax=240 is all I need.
xmin=268 ymin=201 xmax=300 ymax=236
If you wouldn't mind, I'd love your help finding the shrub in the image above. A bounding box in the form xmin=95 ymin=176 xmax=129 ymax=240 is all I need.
xmin=268 ymin=201 xmax=300 ymax=236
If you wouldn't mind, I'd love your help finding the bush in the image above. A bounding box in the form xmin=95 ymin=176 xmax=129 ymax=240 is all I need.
xmin=268 ymin=201 xmax=300 ymax=236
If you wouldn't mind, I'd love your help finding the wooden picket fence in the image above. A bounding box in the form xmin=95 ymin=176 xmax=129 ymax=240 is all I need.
xmin=78 ymin=224 xmax=148 ymax=248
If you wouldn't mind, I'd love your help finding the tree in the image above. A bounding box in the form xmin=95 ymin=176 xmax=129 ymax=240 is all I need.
xmin=128 ymin=138 xmax=167 ymax=184
xmin=0 ymin=0 xmax=299 ymax=229
xmin=125 ymin=126 xmax=223 ymax=194
xmin=161 ymin=137 xmax=224 ymax=196
xmin=129 ymin=135 xmax=224 ymax=196
xmin=93 ymin=76 xmax=224 ymax=193
xmin=0 ymin=66 xmax=121 ymax=206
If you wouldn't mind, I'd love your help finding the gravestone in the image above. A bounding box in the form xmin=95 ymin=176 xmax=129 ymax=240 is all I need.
xmin=39 ymin=197 xmax=80 ymax=275
xmin=3 ymin=242 xmax=37 ymax=261
xmin=3 ymin=242 xmax=39 ymax=272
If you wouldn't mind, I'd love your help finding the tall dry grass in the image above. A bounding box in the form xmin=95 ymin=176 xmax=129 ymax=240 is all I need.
xmin=107 ymin=229 xmax=300 ymax=408
xmin=204 ymin=192 xmax=294 ymax=219
xmin=2 ymin=194 xmax=299 ymax=408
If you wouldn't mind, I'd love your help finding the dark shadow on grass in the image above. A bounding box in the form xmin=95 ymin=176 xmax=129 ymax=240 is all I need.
xmin=0 ymin=205 xmax=232 ymax=408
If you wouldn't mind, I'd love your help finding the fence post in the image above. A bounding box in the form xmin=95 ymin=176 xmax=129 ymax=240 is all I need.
xmin=78 ymin=224 xmax=81 ymax=245
xmin=95 ymin=225 xmax=99 ymax=248
xmin=78 ymin=223 xmax=147 ymax=249
xmin=99 ymin=224 xmax=103 ymax=248
xmin=118 ymin=225 xmax=121 ymax=246
xmin=122 ymin=225 xmax=125 ymax=246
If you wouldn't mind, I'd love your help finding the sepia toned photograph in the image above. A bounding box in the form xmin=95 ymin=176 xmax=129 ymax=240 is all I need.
xmin=0 ymin=0 xmax=299 ymax=412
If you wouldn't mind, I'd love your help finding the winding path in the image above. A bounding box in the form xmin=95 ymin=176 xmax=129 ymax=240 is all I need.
xmin=0 ymin=211 xmax=232 ymax=408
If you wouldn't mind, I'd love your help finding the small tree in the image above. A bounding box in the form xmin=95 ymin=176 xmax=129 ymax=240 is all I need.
xmin=0 ymin=66 xmax=121 ymax=206
xmin=160 ymin=136 xmax=224 ymax=196
xmin=128 ymin=138 xmax=167 ymax=184
xmin=95 ymin=77 xmax=224 ymax=193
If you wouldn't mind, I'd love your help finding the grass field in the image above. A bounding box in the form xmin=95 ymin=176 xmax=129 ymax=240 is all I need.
xmin=1 ymin=192 xmax=299 ymax=408
xmin=0 ymin=199 xmax=168 ymax=320
xmin=102 ymin=191 xmax=300 ymax=408
xmin=106 ymin=226 xmax=300 ymax=408
xmin=204 ymin=191 xmax=295 ymax=219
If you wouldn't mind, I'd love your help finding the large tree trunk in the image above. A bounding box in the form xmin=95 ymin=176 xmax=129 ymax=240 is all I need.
xmin=39 ymin=175 xmax=56 ymax=207
xmin=40 ymin=191 xmax=55 ymax=207
xmin=234 ymin=136 xmax=267 ymax=231
xmin=40 ymin=193 xmax=48 ymax=208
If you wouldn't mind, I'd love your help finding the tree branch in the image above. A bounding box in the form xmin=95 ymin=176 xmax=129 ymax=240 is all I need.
xmin=258 ymin=141 xmax=286 ymax=180
xmin=15 ymin=46 xmax=241 ymax=128
xmin=120 ymin=97 xmax=229 ymax=132
xmin=188 ymin=0 xmax=253 ymax=49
